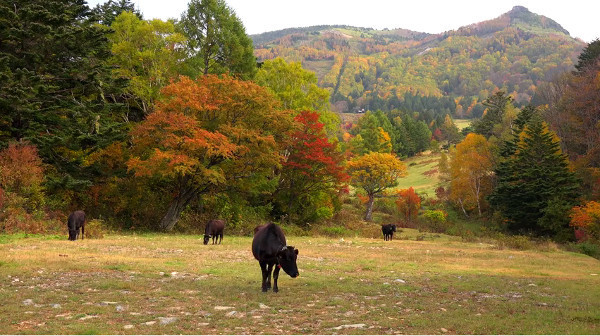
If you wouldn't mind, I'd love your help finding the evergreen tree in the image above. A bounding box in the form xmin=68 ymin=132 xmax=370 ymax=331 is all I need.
xmin=179 ymin=0 xmax=256 ymax=79
xmin=574 ymin=38 xmax=600 ymax=73
xmin=91 ymin=0 xmax=141 ymax=26
xmin=0 ymin=0 xmax=126 ymax=199
xmin=489 ymin=115 xmax=580 ymax=238
xmin=472 ymin=91 xmax=513 ymax=139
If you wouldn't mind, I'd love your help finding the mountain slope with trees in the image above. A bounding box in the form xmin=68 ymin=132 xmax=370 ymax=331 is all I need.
xmin=251 ymin=6 xmax=586 ymax=116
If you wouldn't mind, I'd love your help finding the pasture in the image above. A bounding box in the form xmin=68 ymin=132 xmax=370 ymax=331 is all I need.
xmin=1 ymin=232 xmax=599 ymax=334
xmin=395 ymin=152 xmax=442 ymax=197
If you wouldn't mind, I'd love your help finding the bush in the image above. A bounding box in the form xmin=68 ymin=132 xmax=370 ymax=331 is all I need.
xmin=320 ymin=226 xmax=352 ymax=237
xmin=571 ymin=242 xmax=600 ymax=259
xmin=84 ymin=219 xmax=105 ymax=239
xmin=494 ymin=234 xmax=534 ymax=250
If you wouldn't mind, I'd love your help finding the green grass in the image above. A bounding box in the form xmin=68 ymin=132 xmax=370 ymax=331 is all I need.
xmin=395 ymin=152 xmax=442 ymax=197
xmin=454 ymin=118 xmax=472 ymax=131
xmin=0 ymin=234 xmax=598 ymax=334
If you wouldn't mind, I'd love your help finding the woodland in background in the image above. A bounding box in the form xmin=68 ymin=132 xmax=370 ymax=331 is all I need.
xmin=0 ymin=0 xmax=599 ymax=257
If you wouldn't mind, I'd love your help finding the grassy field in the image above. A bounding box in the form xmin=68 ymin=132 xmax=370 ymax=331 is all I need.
xmin=395 ymin=152 xmax=442 ymax=197
xmin=1 ymin=233 xmax=599 ymax=335
xmin=454 ymin=119 xmax=472 ymax=131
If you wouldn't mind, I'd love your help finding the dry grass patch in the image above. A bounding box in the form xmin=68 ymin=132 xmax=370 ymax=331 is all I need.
xmin=0 ymin=234 xmax=599 ymax=334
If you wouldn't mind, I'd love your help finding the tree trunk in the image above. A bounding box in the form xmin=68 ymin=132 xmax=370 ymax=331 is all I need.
xmin=364 ymin=194 xmax=375 ymax=221
xmin=159 ymin=186 xmax=197 ymax=231
xmin=458 ymin=197 xmax=469 ymax=218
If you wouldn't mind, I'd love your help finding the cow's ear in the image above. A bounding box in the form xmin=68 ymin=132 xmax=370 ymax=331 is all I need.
xmin=294 ymin=249 xmax=299 ymax=256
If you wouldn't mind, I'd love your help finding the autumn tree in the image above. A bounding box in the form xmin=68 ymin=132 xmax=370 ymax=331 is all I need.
xmin=449 ymin=133 xmax=494 ymax=217
xmin=489 ymin=115 xmax=581 ymax=238
xmin=543 ymin=53 xmax=600 ymax=200
xmin=179 ymin=0 xmax=256 ymax=79
xmin=108 ymin=12 xmax=187 ymax=117
xmin=347 ymin=152 xmax=407 ymax=221
xmin=570 ymin=201 xmax=600 ymax=242
xmin=274 ymin=111 xmax=348 ymax=224
xmin=126 ymin=75 xmax=293 ymax=231
xmin=396 ymin=187 xmax=421 ymax=224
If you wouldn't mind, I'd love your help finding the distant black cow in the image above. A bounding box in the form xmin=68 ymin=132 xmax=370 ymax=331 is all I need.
xmin=252 ymin=223 xmax=299 ymax=292
xmin=67 ymin=210 xmax=85 ymax=241
xmin=382 ymin=223 xmax=396 ymax=241
xmin=203 ymin=219 xmax=225 ymax=245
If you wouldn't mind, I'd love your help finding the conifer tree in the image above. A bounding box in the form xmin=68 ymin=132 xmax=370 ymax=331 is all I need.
xmin=489 ymin=115 xmax=580 ymax=238
xmin=0 ymin=0 xmax=126 ymax=199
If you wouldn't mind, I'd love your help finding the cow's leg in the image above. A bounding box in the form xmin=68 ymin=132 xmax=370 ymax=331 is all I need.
xmin=260 ymin=261 xmax=269 ymax=292
xmin=266 ymin=263 xmax=274 ymax=290
xmin=273 ymin=265 xmax=281 ymax=293
xmin=390 ymin=232 xmax=393 ymax=241
xmin=81 ymin=225 xmax=84 ymax=240
xmin=219 ymin=234 xmax=223 ymax=244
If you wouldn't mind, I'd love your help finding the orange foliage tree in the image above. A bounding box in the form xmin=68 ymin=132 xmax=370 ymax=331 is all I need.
xmin=127 ymin=75 xmax=294 ymax=230
xmin=396 ymin=187 xmax=421 ymax=224
xmin=570 ymin=201 xmax=600 ymax=242
xmin=0 ymin=142 xmax=47 ymax=232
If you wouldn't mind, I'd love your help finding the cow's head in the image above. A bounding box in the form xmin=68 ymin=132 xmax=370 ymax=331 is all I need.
xmin=277 ymin=246 xmax=299 ymax=278
xmin=392 ymin=224 xmax=397 ymax=232
xmin=203 ymin=234 xmax=211 ymax=245
xmin=68 ymin=230 xmax=77 ymax=241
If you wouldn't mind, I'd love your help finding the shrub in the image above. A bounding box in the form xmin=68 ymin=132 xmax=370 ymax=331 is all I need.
xmin=420 ymin=209 xmax=449 ymax=233
xmin=494 ymin=234 xmax=534 ymax=250
xmin=84 ymin=219 xmax=105 ymax=239
xmin=572 ymin=242 xmax=600 ymax=259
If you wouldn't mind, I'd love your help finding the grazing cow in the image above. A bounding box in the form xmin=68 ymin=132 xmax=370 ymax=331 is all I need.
xmin=67 ymin=210 xmax=85 ymax=241
xmin=252 ymin=222 xmax=299 ymax=292
xmin=203 ymin=219 xmax=225 ymax=245
xmin=382 ymin=223 xmax=396 ymax=241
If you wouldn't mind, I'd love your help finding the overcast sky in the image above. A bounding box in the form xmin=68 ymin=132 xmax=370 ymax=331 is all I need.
xmin=87 ymin=0 xmax=598 ymax=42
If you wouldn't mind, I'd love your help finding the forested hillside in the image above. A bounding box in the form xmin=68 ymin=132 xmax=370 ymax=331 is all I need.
xmin=252 ymin=6 xmax=585 ymax=116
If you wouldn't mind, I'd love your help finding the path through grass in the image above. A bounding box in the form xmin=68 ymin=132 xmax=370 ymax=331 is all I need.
xmin=0 ymin=234 xmax=599 ymax=334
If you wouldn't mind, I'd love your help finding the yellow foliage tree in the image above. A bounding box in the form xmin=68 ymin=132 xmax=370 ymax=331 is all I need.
xmin=449 ymin=133 xmax=495 ymax=216
xmin=347 ymin=152 xmax=407 ymax=220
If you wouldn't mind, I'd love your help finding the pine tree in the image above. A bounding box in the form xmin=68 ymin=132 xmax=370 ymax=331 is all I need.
xmin=91 ymin=0 xmax=142 ymax=26
xmin=489 ymin=115 xmax=580 ymax=238
xmin=472 ymin=91 xmax=513 ymax=139
xmin=0 ymin=0 xmax=126 ymax=200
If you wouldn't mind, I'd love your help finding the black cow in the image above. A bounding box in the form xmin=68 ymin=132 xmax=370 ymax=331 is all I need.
xmin=253 ymin=224 xmax=265 ymax=235
xmin=203 ymin=219 xmax=225 ymax=245
xmin=382 ymin=223 xmax=396 ymax=241
xmin=252 ymin=223 xmax=299 ymax=292
xmin=67 ymin=210 xmax=85 ymax=241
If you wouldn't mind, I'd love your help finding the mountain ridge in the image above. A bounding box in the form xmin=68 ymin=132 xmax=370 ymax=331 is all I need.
xmin=251 ymin=6 xmax=585 ymax=115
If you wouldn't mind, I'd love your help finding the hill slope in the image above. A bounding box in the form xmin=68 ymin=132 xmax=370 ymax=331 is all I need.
xmin=252 ymin=6 xmax=585 ymax=116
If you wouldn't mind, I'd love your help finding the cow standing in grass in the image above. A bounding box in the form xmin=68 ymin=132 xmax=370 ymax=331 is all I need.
xmin=382 ymin=223 xmax=396 ymax=241
xmin=203 ymin=219 xmax=225 ymax=245
xmin=252 ymin=223 xmax=299 ymax=292
xmin=67 ymin=210 xmax=85 ymax=241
